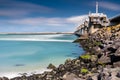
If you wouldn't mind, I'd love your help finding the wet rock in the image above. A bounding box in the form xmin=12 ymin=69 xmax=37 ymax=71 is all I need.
xmin=47 ymin=63 xmax=56 ymax=69
xmin=65 ymin=58 xmax=72 ymax=64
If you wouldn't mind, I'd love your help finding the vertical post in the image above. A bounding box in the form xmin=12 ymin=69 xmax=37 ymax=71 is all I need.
xmin=89 ymin=11 xmax=91 ymax=16
xmin=96 ymin=2 xmax=98 ymax=13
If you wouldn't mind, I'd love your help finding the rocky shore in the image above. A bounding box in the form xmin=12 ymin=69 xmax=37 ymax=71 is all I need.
xmin=1 ymin=24 xmax=120 ymax=80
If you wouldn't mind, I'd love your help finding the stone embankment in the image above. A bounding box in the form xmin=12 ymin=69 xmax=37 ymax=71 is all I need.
xmin=0 ymin=24 xmax=120 ymax=80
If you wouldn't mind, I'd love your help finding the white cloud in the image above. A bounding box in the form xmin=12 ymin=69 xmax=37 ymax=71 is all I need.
xmin=66 ymin=15 xmax=88 ymax=24
xmin=7 ymin=17 xmax=65 ymax=26
xmin=0 ymin=15 xmax=88 ymax=32
xmin=7 ymin=15 xmax=88 ymax=27
xmin=99 ymin=1 xmax=120 ymax=11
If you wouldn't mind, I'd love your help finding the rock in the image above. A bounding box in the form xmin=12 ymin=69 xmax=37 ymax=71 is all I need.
xmin=116 ymin=71 xmax=120 ymax=78
xmin=15 ymin=64 xmax=25 ymax=67
xmin=98 ymin=55 xmax=111 ymax=64
xmin=86 ymin=76 xmax=93 ymax=80
xmin=63 ymin=72 xmax=81 ymax=80
xmin=4 ymin=24 xmax=120 ymax=80
xmin=107 ymin=47 xmax=117 ymax=53
xmin=58 ymin=64 xmax=65 ymax=71
xmin=46 ymin=74 xmax=52 ymax=80
xmin=80 ymin=68 xmax=89 ymax=75
xmin=93 ymin=46 xmax=101 ymax=53
xmin=80 ymin=54 xmax=91 ymax=63
xmin=115 ymin=47 xmax=120 ymax=56
xmin=74 ymin=60 xmax=80 ymax=65
xmin=91 ymin=68 xmax=98 ymax=73
xmin=113 ymin=61 xmax=120 ymax=67
xmin=91 ymin=55 xmax=97 ymax=62
xmin=0 ymin=77 xmax=9 ymax=80
xmin=65 ymin=59 xmax=72 ymax=64
xmin=47 ymin=63 xmax=56 ymax=69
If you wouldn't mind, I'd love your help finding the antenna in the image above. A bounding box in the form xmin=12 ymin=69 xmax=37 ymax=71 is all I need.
xmin=96 ymin=2 xmax=98 ymax=13
xmin=89 ymin=11 xmax=91 ymax=15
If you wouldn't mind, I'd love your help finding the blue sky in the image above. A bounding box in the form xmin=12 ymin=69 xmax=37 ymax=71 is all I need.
xmin=0 ymin=0 xmax=120 ymax=32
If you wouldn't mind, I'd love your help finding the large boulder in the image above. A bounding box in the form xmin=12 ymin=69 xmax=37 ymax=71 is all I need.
xmin=98 ymin=55 xmax=111 ymax=64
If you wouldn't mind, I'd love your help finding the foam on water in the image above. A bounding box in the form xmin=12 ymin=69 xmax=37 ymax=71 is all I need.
xmin=0 ymin=68 xmax=51 ymax=79
xmin=0 ymin=34 xmax=73 ymax=42
xmin=0 ymin=38 xmax=73 ymax=42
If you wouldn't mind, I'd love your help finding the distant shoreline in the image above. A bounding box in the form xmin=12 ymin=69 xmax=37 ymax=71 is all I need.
xmin=0 ymin=32 xmax=74 ymax=35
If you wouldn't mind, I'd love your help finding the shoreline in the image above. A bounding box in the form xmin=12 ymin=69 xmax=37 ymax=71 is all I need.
xmin=0 ymin=34 xmax=79 ymax=79
xmin=0 ymin=32 xmax=74 ymax=35
xmin=0 ymin=68 xmax=51 ymax=79
xmin=1 ymin=24 xmax=120 ymax=79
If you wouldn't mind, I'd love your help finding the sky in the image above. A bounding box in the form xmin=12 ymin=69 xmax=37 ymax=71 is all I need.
xmin=0 ymin=0 xmax=120 ymax=32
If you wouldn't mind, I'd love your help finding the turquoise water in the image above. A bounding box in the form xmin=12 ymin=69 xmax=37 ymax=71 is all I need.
xmin=0 ymin=34 xmax=84 ymax=73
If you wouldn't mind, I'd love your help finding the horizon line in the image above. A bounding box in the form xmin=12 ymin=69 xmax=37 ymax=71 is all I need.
xmin=0 ymin=32 xmax=74 ymax=35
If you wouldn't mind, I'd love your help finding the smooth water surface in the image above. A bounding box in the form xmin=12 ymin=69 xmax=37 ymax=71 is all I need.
xmin=0 ymin=34 xmax=84 ymax=73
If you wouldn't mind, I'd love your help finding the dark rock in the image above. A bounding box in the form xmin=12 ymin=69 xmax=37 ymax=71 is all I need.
xmin=86 ymin=76 xmax=93 ymax=80
xmin=65 ymin=59 xmax=72 ymax=64
xmin=107 ymin=47 xmax=117 ymax=53
xmin=47 ymin=63 xmax=56 ymax=70
xmin=63 ymin=72 xmax=81 ymax=80
xmin=15 ymin=64 xmax=25 ymax=67
xmin=116 ymin=71 xmax=120 ymax=78
xmin=0 ymin=77 xmax=9 ymax=80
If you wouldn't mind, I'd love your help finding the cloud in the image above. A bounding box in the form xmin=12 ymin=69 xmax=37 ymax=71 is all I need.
xmin=0 ymin=0 xmax=53 ymax=17
xmin=66 ymin=15 xmax=88 ymax=24
xmin=0 ymin=15 xmax=88 ymax=32
xmin=99 ymin=1 xmax=120 ymax=11
xmin=6 ymin=15 xmax=88 ymax=27
xmin=7 ymin=17 xmax=66 ymax=26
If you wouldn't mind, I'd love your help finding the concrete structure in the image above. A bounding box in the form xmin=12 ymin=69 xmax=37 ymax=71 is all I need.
xmin=75 ymin=2 xmax=109 ymax=36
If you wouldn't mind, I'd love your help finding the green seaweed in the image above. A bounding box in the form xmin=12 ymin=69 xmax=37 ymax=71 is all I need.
xmin=80 ymin=54 xmax=91 ymax=60
xmin=81 ymin=68 xmax=89 ymax=75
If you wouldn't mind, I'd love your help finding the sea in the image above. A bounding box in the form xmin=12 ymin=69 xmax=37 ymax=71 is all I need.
xmin=0 ymin=34 xmax=84 ymax=78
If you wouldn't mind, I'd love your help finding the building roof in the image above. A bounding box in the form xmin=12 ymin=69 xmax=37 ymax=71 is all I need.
xmin=89 ymin=13 xmax=107 ymax=17
xmin=110 ymin=14 xmax=120 ymax=23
